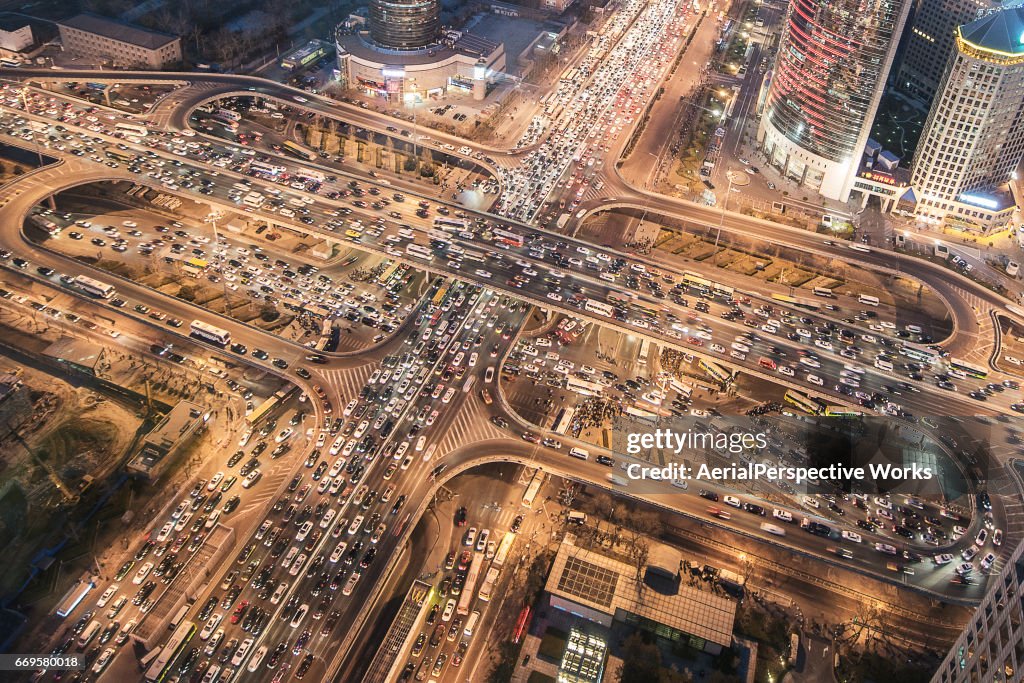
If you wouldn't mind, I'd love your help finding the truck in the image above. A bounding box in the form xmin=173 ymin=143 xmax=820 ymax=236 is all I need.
xmin=556 ymin=213 xmax=571 ymax=230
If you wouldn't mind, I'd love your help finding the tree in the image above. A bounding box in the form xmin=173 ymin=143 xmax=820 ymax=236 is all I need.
xmin=260 ymin=302 xmax=279 ymax=322
xmin=178 ymin=285 xmax=196 ymax=302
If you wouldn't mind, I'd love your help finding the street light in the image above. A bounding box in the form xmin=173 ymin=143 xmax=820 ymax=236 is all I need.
xmin=713 ymin=175 xmax=738 ymax=250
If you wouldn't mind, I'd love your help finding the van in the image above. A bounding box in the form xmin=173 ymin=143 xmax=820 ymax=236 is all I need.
xmin=78 ymin=620 xmax=102 ymax=649
xmin=464 ymin=610 xmax=481 ymax=638
xmin=567 ymin=511 xmax=587 ymax=525
xmin=874 ymin=359 xmax=894 ymax=372
xmin=568 ymin=447 xmax=589 ymax=460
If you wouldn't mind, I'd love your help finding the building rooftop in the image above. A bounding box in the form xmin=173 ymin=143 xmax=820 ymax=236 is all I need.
xmin=545 ymin=536 xmax=737 ymax=650
xmin=959 ymin=6 xmax=1024 ymax=56
xmin=144 ymin=401 xmax=205 ymax=452
xmin=339 ymin=30 xmax=501 ymax=65
xmin=57 ymin=13 xmax=178 ymax=50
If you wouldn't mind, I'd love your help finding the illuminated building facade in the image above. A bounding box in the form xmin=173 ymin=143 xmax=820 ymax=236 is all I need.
xmin=895 ymin=0 xmax=999 ymax=101
xmin=910 ymin=5 xmax=1024 ymax=232
xmin=757 ymin=0 xmax=911 ymax=200
xmin=368 ymin=0 xmax=440 ymax=50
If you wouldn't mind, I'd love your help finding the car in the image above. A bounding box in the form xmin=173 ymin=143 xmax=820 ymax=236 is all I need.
xmin=441 ymin=599 xmax=457 ymax=622
xmin=723 ymin=495 xmax=741 ymax=508
xmin=981 ymin=552 xmax=997 ymax=572
xmin=933 ymin=553 xmax=954 ymax=566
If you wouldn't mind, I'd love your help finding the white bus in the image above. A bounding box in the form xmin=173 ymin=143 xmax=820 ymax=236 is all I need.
xmin=115 ymin=122 xmax=148 ymax=137
xmin=812 ymin=287 xmax=834 ymax=298
xmin=249 ymin=161 xmax=285 ymax=177
xmin=406 ymin=243 xmax=433 ymax=261
xmin=190 ymin=320 xmax=232 ymax=346
xmin=434 ymin=217 xmax=469 ymax=231
xmin=73 ymin=274 xmax=116 ymax=299
xmin=584 ymin=299 xmax=614 ymax=317
xmin=858 ymin=294 xmax=879 ymax=306
xmin=78 ymin=620 xmax=102 ymax=649
xmin=294 ymin=167 xmax=326 ymax=183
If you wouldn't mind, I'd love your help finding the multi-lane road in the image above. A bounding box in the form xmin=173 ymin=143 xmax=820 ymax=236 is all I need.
xmin=0 ymin=23 xmax=1020 ymax=681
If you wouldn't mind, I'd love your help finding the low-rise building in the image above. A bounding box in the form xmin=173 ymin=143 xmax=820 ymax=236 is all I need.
xmin=126 ymin=401 xmax=207 ymax=480
xmin=543 ymin=534 xmax=737 ymax=655
xmin=57 ymin=14 xmax=181 ymax=69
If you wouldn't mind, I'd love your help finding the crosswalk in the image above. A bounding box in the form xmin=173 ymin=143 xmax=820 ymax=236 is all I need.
xmin=314 ymin=363 xmax=376 ymax=403
xmin=434 ymin=394 xmax=505 ymax=455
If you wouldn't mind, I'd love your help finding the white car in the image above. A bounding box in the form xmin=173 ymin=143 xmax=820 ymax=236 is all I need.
xmin=980 ymin=552 xmax=997 ymax=572
xmin=200 ymin=613 xmax=223 ymax=640
xmin=805 ymin=374 xmax=824 ymax=386
xmin=772 ymin=509 xmax=793 ymax=523
xmin=207 ymin=472 xmax=224 ymax=491
xmin=802 ymin=496 xmax=819 ymax=509
xmin=933 ymin=553 xmax=954 ymax=566
xmin=275 ymin=428 xmax=294 ymax=443
xmin=723 ymin=495 xmax=741 ymax=508
xmin=132 ymin=562 xmax=154 ymax=585
xmin=441 ymin=598 xmax=457 ymax=622
xmin=841 ymin=530 xmax=862 ymax=543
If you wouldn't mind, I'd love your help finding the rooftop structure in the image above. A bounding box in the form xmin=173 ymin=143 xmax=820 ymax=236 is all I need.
xmin=544 ymin=535 xmax=737 ymax=654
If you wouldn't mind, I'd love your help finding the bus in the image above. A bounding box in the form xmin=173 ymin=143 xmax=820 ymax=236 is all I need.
xmin=784 ymin=389 xmax=824 ymax=415
xmin=115 ymin=122 xmax=148 ymax=137
xmin=771 ymin=293 xmax=820 ymax=311
xmin=406 ymin=243 xmax=433 ymax=261
xmin=492 ymin=532 xmax=515 ymax=569
xmin=249 ymin=161 xmax=285 ymax=177
xmin=699 ymin=358 xmax=732 ymax=385
xmin=858 ymin=294 xmax=879 ymax=306
xmin=435 ymin=217 xmax=469 ymax=231
xmin=565 ymin=376 xmax=603 ymax=396
xmin=900 ymin=343 xmax=939 ymax=365
xmin=812 ymin=287 xmax=835 ymax=298
xmin=682 ymin=271 xmax=734 ymax=298
xmin=431 ymin=281 xmax=450 ymax=308
xmin=478 ymin=567 xmax=500 ymax=602
xmin=825 ymin=405 xmax=863 ymax=417
xmin=106 ymin=149 xmax=134 ymax=164
xmin=294 ymin=167 xmax=326 ymax=183
xmin=282 ymin=140 xmax=315 ymax=161
xmin=144 ymin=621 xmax=197 ymax=682
xmin=190 ymin=320 xmax=231 ymax=346
xmin=493 ymin=229 xmax=525 ymax=248
xmin=522 ymin=469 xmax=543 ymax=508
xmin=457 ymin=554 xmax=483 ymax=615
xmin=246 ymin=395 xmax=280 ymax=426
xmin=849 ymin=244 xmax=872 ymax=254
xmin=216 ymin=108 xmax=241 ymax=122
xmin=377 ymin=262 xmax=400 ymax=287
xmin=584 ymin=299 xmax=614 ymax=317
xmin=560 ymin=67 xmax=579 ymax=82
xmin=73 ymin=275 xmax=116 ymax=299
xmin=948 ymin=358 xmax=988 ymax=379
xmin=638 ymin=339 xmax=651 ymax=366
xmin=55 ymin=578 xmax=95 ymax=618
xmin=552 ymin=406 xmax=576 ymax=435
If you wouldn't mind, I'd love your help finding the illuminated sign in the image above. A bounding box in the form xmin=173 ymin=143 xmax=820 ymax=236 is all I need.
xmin=859 ymin=171 xmax=897 ymax=186
xmin=382 ymin=68 xmax=405 ymax=78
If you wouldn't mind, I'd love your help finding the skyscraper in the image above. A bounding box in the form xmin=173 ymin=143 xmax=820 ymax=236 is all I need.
xmin=895 ymin=0 xmax=998 ymax=102
xmin=757 ymin=0 xmax=911 ymax=201
xmin=930 ymin=538 xmax=1024 ymax=683
xmin=910 ymin=5 xmax=1024 ymax=232
xmin=368 ymin=0 xmax=440 ymax=50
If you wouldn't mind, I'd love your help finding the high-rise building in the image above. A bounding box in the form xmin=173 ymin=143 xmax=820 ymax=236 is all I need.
xmin=910 ymin=5 xmax=1024 ymax=232
xmin=895 ymin=0 xmax=998 ymax=102
xmin=757 ymin=0 xmax=911 ymax=201
xmin=368 ymin=0 xmax=440 ymax=50
xmin=930 ymin=539 xmax=1024 ymax=683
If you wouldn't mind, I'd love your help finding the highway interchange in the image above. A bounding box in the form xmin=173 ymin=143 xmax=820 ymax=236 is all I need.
xmin=2 ymin=2 xmax=1023 ymax=678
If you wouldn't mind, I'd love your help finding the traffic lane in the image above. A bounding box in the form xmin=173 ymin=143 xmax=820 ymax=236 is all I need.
xmin=436 ymin=439 xmax=989 ymax=599
xmin=4 ymin=146 xmax=1003 ymax=421
xmin=243 ymin=295 xmax=495 ymax=680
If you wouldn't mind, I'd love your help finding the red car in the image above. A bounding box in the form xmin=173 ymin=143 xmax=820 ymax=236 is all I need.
xmin=230 ymin=600 xmax=249 ymax=624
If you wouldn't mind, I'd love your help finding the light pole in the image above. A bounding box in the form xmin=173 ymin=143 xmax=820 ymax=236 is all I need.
xmin=713 ymin=175 xmax=738 ymax=251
